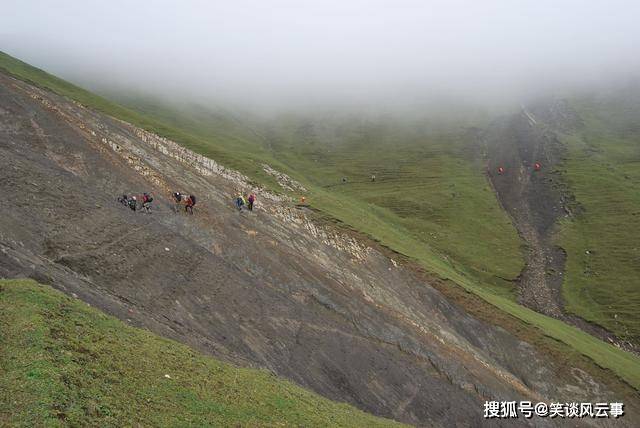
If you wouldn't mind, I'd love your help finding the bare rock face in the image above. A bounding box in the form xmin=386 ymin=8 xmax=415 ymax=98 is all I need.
xmin=0 ymin=72 xmax=637 ymax=426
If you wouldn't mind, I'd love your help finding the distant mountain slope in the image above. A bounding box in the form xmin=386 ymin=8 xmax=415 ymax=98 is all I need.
xmin=554 ymin=93 xmax=640 ymax=342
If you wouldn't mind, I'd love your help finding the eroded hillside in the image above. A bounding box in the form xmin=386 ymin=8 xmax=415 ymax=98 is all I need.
xmin=1 ymin=71 xmax=638 ymax=425
xmin=485 ymin=102 xmax=639 ymax=354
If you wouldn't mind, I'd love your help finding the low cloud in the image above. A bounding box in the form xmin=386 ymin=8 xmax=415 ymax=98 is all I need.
xmin=2 ymin=0 xmax=640 ymax=111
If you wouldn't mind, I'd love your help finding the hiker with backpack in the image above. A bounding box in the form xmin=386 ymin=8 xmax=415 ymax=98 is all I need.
xmin=118 ymin=194 xmax=129 ymax=206
xmin=247 ymin=193 xmax=256 ymax=211
xmin=235 ymin=193 xmax=245 ymax=211
xmin=185 ymin=194 xmax=196 ymax=215
xmin=128 ymin=196 xmax=137 ymax=211
xmin=173 ymin=192 xmax=183 ymax=212
xmin=142 ymin=192 xmax=154 ymax=212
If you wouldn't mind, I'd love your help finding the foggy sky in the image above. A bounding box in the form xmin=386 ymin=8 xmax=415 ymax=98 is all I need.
xmin=2 ymin=1 xmax=640 ymax=110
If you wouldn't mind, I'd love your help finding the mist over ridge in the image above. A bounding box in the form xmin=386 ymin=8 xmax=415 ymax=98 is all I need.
xmin=2 ymin=0 xmax=640 ymax=113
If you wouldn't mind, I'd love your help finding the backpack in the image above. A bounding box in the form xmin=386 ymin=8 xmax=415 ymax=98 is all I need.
xmin=146 ymin=195 xmax=153 ymax=203
xmin=190 ymin=195 xmax=196 ymax=205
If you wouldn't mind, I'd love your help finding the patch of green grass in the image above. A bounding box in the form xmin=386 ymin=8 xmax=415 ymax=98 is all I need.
xmin=0 ymin=279 xmax=403 ymax=427
xmin=555 ymin=97 xmax=640 ymax=341
xmin=440 ymin=273 xmax=640 ymax=390
xmin=257 ymin=116 xmax=523 ymax=297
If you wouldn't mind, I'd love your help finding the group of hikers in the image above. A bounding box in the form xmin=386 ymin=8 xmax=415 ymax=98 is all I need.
xmin=235 ymin=192 xmax=256 ymax=211
xmin=118 ymin=190 xmax=258 ymax=215
xmin=340 ymin=174 xmax=377 ymax=184
xmin=118 ymin=191 xmax=196 ymax=214
xmin=496 ymin=162 xmax=542 ymax=176
xmin=173 ymin=192 xmax=197 ymax=214
xmin=115 ymin=162 xmax=541 ymax=216
xmin=118 ymin=192 xmax=154 ymax=212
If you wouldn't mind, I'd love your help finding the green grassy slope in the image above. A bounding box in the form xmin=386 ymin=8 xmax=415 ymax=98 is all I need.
xmin=0 ymin=279 xmax=402 ymax=427
xmin=557 ymin=95 xmax=640 ymax=341
xmin=2 ymin=51 xmax=639 ymax=390
xmin=257 ymin=116 xmax=522 ymax=297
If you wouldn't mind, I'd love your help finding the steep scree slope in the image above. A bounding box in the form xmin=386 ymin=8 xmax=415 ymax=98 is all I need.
xmin=485 ymin=104 xmax=638 ymax=353
xmin=486 ymin=107 xmax=569 ymax=316
xmin=0 ymin=72 xmax=637 ymax=426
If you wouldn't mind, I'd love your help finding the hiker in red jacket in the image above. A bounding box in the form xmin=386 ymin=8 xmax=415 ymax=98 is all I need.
xmin=142 ymin=192 xmax=153 ymax=212
xmin=247 ymin=193 xmax=256 ymax=211
xmin=185 ymin=194 xmax=196 ymax=215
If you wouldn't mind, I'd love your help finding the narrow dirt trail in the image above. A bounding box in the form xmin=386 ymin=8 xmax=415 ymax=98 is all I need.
xmin=486 ymin=105 xmax=639 ymax=354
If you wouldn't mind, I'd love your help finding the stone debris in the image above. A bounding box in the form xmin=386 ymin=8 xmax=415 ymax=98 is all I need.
xmin=262 ymin=163 xmax=308 ymax=192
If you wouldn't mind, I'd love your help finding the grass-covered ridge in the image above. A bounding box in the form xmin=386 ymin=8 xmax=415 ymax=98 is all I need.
xmin=254 ymin=115 xmax=523 ymax=297
xmin=557 ymin=95 xmax=640 ymax=342
xmin=2 ymin=51 xmax=639 ymax=391
xmin=0 ymin=279 xmax=402 ymax=427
